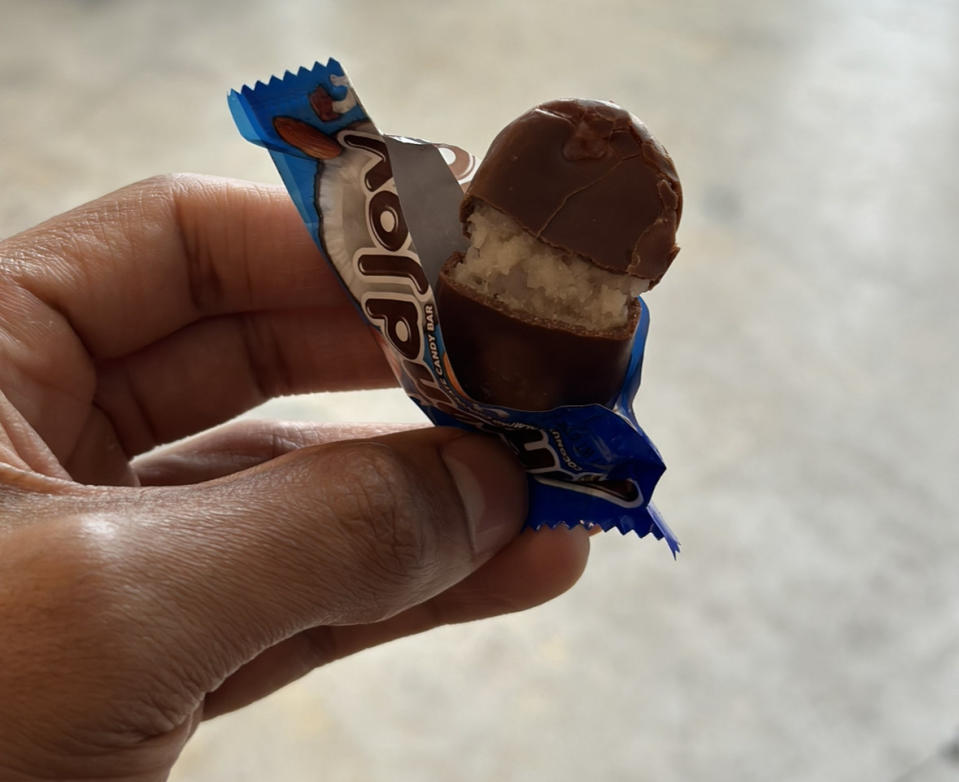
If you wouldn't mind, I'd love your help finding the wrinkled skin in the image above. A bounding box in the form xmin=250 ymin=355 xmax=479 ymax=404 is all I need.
xmin=0 ymin=175 xmax=589 ymax=782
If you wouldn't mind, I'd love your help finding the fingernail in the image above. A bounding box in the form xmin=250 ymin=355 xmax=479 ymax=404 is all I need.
xmin=441 ymin=434 xmax=528 ymax=558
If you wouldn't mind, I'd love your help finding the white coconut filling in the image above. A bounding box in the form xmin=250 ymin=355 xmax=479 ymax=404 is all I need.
xmin=449 ymin=204 xmax=646 ymax=331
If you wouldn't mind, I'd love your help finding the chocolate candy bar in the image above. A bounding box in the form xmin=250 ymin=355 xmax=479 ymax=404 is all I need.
xmin=436 ymin=99 xmax=682 ymax=410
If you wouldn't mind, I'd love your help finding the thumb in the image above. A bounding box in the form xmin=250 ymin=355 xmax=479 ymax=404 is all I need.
xmin=119 ymin=427 xmax=527 ymax=667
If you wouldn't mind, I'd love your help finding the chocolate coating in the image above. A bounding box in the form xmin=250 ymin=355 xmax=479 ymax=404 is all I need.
xmin=436 ymin=99 xmax=680 ymax=410
xmin=438 ymin=253 xmax=638 ymax=410
xmin=463 ymin=99 xmax=681 ymax=285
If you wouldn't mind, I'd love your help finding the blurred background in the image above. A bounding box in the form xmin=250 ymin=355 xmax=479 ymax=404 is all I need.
xmin=2 ymin=0 xmax=958 ymax=780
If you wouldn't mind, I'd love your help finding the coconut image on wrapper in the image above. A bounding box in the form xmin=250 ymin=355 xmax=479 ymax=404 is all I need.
xmin=436 ymin=99 xmax=682 ymax=411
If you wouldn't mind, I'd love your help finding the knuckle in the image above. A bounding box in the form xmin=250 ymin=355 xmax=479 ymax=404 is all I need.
xmin=239 ymin=312 xmax=296 ymax=399
xmin=2 ymin=511 xmax=135 ymax=660
xmin=42 ymin=519 xmax=133 ymax=629
xmin=136 ymin=171 xmax=180 ymax=195
xmin=109 ymin=174 xmax=224 ymax=315
xmin=0 ymin=501 xmax=199 ymax=741
xmin=319 ymin=442 xmax=439 ymax=599
xmin=136 ymin=173 xmax=228 ymax=315
xmin=135 ymin=172 xmax=202 ymax=205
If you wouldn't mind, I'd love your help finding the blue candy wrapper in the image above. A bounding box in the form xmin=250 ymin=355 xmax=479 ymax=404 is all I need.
xmin=229 ymin=59 xmax=678 ymax=554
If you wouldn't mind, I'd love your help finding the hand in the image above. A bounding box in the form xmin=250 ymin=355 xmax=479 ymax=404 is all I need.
xmin=0 ymin=175 xmax=589 ymax=782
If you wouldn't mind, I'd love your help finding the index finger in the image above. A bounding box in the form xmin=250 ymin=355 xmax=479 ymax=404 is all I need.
xmin=4 ymin=174 xmax=368 ymax=359
xmin=0 ymin=175 xmax=397 ymax=460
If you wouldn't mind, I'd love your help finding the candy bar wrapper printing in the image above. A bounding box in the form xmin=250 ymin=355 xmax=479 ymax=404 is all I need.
xmin=229 ymin=59 xmax=679 ymax=553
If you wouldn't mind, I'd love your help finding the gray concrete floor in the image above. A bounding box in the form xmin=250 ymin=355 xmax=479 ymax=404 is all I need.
xmin=2 ymin=1 xmax=958 ymax=780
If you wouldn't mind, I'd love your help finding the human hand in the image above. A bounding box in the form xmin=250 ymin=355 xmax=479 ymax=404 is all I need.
xmin=0 ymin=175 xmax=589 ymax=781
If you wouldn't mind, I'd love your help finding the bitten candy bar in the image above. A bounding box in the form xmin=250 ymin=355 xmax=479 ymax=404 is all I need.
xmin=437 ymin=99 xmax=682 ymax=410
xmin=230 ymin=61 xmax=680 ymax=550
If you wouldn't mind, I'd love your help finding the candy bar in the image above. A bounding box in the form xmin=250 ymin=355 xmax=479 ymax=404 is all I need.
xmin=231 ymin=64 xmax=681 ymax=547
xmin=437 ymin=99 xmax=681 ymax=409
